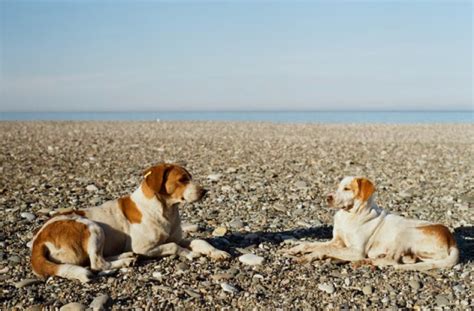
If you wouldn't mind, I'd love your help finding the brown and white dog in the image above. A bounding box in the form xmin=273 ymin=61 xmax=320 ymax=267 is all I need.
xmin=284 ymin=176 xmax=459 ymax=270
xmin=30 ymin=163 xmax=230 ymax=282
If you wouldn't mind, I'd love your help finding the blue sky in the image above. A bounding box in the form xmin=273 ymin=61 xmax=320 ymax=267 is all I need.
xmin=0 ymin=1 xmax=472 ymax=111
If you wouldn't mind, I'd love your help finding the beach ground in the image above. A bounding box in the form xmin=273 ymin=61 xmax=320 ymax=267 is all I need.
xmin=0 ymin=122 xmax=473 ymax=309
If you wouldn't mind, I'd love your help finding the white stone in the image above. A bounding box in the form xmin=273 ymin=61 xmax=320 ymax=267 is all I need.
xmin=318 ymin=282 xmax=335 ymax=294
xmin=207 ymin=174 xmax=222 ymax=181
xmin=86 ymin=184 xmax=98 ymax=192
xmin=20 ymin=212 xmax=36 ymax=221
xmin=238 ymin=253 xmax=264 ymax=266
xmin=221 ymin=282 xmax=239 ymax=293
xmin=152 ymin=271 xmax=163 ymax=281
xmin=182 ymin=223 xmax=199 ymax=233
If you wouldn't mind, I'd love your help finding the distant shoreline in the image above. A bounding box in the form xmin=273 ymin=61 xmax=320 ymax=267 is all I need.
xmin=1 ymin=111 xmax=473 ymax=123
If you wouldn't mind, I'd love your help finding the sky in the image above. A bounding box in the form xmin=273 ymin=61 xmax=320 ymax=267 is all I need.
xmin=0 ymin=1 xmax=472 ymax=112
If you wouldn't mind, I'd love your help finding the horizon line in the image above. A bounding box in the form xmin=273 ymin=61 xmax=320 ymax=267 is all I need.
xmin=1 ymin=109 xmax=473 ymax=113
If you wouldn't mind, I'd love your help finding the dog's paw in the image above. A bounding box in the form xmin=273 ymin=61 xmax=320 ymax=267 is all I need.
xmin=281 ymin=242 xmax=311 ymax=256
xmin=210 ymin=250 xmax=231 ymax=261
xmin=184 ymin=251 xmax=201 ymax=261
xmin=79 ymin=269 xmax=94 ymax=283
xmin=295 ymin=251 xmax=323 ymax=264
xmin=121 ymin=257 xmax=137 ymax=267
xmin=118 ymin=252 xmax=135 ymax=259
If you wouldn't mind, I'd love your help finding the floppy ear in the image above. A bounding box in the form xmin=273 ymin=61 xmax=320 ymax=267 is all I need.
xmin=351 ymin=177 xmax=375 ymax=202
xmin=143 ymin=163 xmax=170 ymax=195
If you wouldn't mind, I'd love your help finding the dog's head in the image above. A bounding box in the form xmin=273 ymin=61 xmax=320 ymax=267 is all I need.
xmin=326 ymin=176 xmax=375 ymax=211
xmin=142 ymin=163 xmax=207 ymax=205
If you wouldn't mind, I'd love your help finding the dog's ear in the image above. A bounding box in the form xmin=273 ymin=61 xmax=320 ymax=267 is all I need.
xmin=351 ymin=177 xmax=375 ymax=202
xmin=142 ymin=163 xmax=170 ymax=196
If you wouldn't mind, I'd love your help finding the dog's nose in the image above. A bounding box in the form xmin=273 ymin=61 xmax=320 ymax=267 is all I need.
xmin=200 ymin=188 xmax=208 ymax=197
xmin=326 ymin=194 xmax=334 ymax=203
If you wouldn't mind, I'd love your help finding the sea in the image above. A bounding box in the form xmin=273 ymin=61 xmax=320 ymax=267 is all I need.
xmin=0 ymin=111 xmax=472 ymax=123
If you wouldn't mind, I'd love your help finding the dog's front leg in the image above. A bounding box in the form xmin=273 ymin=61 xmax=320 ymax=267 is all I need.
xmin=179 ymin=239 xmax=230 ymax=260
xmin=283 ymin=236 xmax=345 ymax=256
xmin=298 ymin=246 xmax=365 ymax=264
xmin=135 ymin=242 xmax=199 ymax=261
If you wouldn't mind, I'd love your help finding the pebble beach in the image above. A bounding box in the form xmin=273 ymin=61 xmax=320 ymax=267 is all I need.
xmin=0 ymin=121 xmax=473 ymax=309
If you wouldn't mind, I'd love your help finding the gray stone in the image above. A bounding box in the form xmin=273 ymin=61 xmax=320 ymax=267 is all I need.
xmin=229 ymin=219 xmax=244 ymax=229
xmin=408 ymin=280 xmax=421 ymax=291
xmin=60 ymin=302 xmax=87 ymax=311
xmin=8 ymin=255 xmax=21 ymax=265
xmin=435 ymin=295 xmax=449 ymax=307
xmin=90 ymin=294 xmax=110 ymax=310
xmin=184 ymin=288 xmax=201 ymax=298
xmin=177 ymin=262 xmax=189 ymax=271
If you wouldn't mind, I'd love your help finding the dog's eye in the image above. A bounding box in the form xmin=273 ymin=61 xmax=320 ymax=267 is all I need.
xmin=343 ymin=187 xmax=351 ymax=191
xmin=179 ymin=176 xmax=189 ymax=183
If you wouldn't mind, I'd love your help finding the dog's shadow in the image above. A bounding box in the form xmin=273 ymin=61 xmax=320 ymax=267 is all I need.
xmin=454 ymin=226 xmax=474 ymax=264
xmin=207 ymin=225 xmax=333 ymax=256
xmin=208 ymin=225 xmax=474 ymax=264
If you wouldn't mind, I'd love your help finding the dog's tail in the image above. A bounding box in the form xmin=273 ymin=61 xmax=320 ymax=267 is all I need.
xmin=394 ymin=245 xmax=460 ymax=271
xmin=31 ymin=240 xmax=92 ymax=283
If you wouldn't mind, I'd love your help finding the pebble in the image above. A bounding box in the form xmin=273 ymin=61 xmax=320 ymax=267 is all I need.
xmin=409 ymin=280 xmax=421 ymax=291
xmin=152 ymin=271 xmax=163 ymax=281
xmin=362 ymin=285 xmax=373 ymax=295
xmin=435 ymin=295 xmax=449 ymax=306
xmin=14 ymin=278 xmax=42 ymax=288
xmin=20 ymin=212 xmax=36 ymax=221
xmin=452 ymin=285 xmax=464 ymax=293
xmin=318 ymin=283 xmax=336 ymax=294
xmin=60 ymin=302 xmax=87 ymax=311
xmin=212 ymin=226 xmax=227 ymax=237
xmin=8 ymin=255 xmax=21 ymax=265
xmin=90 ymin=294 xmax=110 ymax=310
xmin=176 ymin=262 xmax=189 ymax=271
xmin=0 ymin=266 xmax=9 ymax=274
xmin=229 ymin=219 xmax=244 ymax=229
xmin=86 ymin=184 xmax=99 ymax=192
xmin=207 ymin=174 xmax=221 ymax=181
xmin=221 ymin=185 xmax=232 ymax=192
xmin=181 ymin=223 xmax=199 ymax=233
xmin=220 ymin=282 xmax=239 ymax=294
xmin=238 ymin=253 xmax=264 ymax=266
xmin=184 ymin=288 xmax=201 ymax=298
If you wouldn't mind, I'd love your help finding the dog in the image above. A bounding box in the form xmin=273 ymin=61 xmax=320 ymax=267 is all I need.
xmin=283 ymin=176 xmax=459 ymax=270
xmin=30 ymin=163 xmax=230 ymax=282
